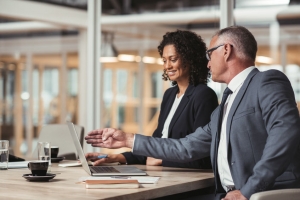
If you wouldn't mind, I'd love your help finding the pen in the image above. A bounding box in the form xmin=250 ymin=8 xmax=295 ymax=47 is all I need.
xmin=96 ymin=154 xmax=108 ymax=159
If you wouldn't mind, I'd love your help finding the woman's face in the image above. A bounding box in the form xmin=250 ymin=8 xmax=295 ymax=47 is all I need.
xmin=162 ymin=44 xmax=189 ymax=83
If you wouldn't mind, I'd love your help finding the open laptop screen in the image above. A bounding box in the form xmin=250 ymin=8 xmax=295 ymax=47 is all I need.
xmin=66 ymin=121 xmax=147 ymax=176
xmin=67 ymin=121 xmax=92 ymax=175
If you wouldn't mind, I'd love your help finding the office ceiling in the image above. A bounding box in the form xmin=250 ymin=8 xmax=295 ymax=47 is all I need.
xmin=27 ymin=0 xmax=218 ymax=13
xmin=25 ymin=0 xmax=300 ymax=11
xmin=0 ymin=0 xmax=300 ymax=55
xmin=26 ymin=0 xmax=300 ymax=13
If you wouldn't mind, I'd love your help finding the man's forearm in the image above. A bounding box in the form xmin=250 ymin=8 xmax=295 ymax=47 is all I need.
xmin=132 ymin=130 xmax=211 ymax=162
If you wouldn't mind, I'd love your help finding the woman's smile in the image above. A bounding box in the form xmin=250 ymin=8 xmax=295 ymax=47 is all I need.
xmin=167 ymin=70 xmax=177 ymax=76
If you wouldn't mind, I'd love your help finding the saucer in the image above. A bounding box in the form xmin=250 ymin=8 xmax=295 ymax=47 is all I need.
xmin=23 ymin=173 xmax=56 ymax=182
xmin=51 ymin=157 xmax=64 ymax=163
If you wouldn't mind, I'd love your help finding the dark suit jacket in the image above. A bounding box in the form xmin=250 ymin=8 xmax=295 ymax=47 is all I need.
xmin=122 ymin=83 xmax=218 ymax=169
xmin=133 ymin=68 xmax=300 ymax=199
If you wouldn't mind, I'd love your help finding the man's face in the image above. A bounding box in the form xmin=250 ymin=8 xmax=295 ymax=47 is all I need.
xmin=207 ymin=36 xmax=227 ymax=83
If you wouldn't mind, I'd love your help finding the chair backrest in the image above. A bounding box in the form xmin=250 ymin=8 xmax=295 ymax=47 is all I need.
xmin=33 ymin=124 xmax=84 ymax=160
xmin=250 ymin=189 xmax=300 ymax=200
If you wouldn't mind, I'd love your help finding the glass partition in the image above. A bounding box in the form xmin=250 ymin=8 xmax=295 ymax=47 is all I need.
xmin=0 ymin=0 xmax=299 ymax=157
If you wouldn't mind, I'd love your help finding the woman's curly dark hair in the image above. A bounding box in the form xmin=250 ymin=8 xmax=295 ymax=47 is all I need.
xmin=157 ymin=30 xmax=210 ymax=86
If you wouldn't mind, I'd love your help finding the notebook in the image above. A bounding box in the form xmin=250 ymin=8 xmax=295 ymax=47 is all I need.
xmin=85 ymin=179 xmax=139 ymax=189
xmin=67 ymin=121 xmax=147 ymax=176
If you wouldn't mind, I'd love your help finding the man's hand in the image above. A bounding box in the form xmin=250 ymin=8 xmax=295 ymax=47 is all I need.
xmin=85 ymin=153 xmax=127 ymax=165
xmin=85 ymin=128 xmax=134 ymax=149
xmin=146 ymin=157 xmax=162 ymax=166
xmin=222 ymin=190 xmax=247 ymax=200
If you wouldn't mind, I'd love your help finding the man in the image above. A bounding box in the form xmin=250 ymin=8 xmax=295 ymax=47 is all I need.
xmin=85 ymin=26 xmax=300 ymax=200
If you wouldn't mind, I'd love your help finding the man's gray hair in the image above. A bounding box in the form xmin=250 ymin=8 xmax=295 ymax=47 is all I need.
xmin=213 ymin=26 xmax=257 ymax=62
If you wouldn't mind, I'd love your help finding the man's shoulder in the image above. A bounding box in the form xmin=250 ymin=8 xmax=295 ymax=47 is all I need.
xmin=254 ymin=69 xmax=287 ymax=79
xmin=246 ymin=69 xmax=290 ymax=87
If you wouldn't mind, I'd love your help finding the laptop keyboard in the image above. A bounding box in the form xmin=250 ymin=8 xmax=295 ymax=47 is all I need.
xmin=90 ymin=166 xmax=120 ymax=173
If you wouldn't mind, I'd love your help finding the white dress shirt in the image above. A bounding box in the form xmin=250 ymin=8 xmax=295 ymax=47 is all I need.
xmin=161 ymin=94 xmax=184 ymax=138
xmin=217 ymin=66 xmax=255 ymax=191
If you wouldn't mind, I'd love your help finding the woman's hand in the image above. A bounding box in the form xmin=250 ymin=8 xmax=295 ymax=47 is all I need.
xmin=146 ymin=157 xmax=162 ymax=166
xmin=85 ymin=153 xmax=127 ymax=166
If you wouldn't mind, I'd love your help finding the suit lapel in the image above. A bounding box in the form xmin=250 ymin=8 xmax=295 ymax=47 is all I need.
xmin=168 ymin=85 xmax=195 ymax=137
xmin=226 ymin=68 xmax=259 ymax=147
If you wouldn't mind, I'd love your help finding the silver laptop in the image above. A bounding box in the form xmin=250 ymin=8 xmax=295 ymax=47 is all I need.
xmin=67 ymin=121 xmax=147 ymax=176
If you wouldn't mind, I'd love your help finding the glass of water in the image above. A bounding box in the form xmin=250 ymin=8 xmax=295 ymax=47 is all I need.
xmin=37 ymin=142 xmax=51 ymax=171
xmin=0 ymin=140 xmax=9 ymax=170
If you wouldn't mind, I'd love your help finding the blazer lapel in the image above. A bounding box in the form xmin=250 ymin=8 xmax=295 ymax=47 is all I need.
xmin=168 ymin=85 xmax=195 ymax=137
xmin=226 ymin=68 xmax=259 ymax=147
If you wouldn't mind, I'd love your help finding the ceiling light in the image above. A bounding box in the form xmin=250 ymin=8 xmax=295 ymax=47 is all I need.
xmin=118 ymin=54 xmax=136 ymax=62
xmin=142 ymin=56 xmax=156 ymax=64
xmin=21 ymin=92 xmax=30 ymax=100
xmin=156 ymin=58 xmax=164 ymax=65
xmin=100 ymin=57 xmax=118 ymax=63
xmin=256 ymin=56 xmax=273 ymax=64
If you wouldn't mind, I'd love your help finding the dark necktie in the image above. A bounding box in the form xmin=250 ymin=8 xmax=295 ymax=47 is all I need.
xmin=214 ymin=87 xmax=233 ymax=192
xmin=218 ymin=87 xmax=233 ymax=132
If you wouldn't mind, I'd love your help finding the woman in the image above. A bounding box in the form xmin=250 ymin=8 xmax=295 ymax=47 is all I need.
xmin=86 ymin=30 xmax=218 ymax=169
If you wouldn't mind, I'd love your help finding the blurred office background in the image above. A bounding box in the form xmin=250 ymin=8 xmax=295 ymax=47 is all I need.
xmin=0 ymin=0 xmax=300 ymax=158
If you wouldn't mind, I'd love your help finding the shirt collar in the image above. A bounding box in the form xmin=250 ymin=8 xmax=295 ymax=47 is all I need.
xmin=228 ymin=66 xmax=256 ymax=93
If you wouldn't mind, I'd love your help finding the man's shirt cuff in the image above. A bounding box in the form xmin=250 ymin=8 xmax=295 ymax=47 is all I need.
xmin=131 ymin=134 xmax=136 ymax=151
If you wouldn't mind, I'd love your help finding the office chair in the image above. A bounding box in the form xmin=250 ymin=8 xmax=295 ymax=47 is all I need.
xmin=250 ymin=189 xmax=300 ymax=200
xmin=33 ymin=124 xmax=84 ymax=160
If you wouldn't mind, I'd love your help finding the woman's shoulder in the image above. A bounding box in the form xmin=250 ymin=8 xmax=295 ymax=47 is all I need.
xmin=191 ymin=84 xmax=218 ymax=110
xmin=192 ymin=84 xmax=217 ymax=97
xmin=159 ymin=85 xmax=178 ymax=104
xmin=164 ymin=85 xmax=178 ymax=96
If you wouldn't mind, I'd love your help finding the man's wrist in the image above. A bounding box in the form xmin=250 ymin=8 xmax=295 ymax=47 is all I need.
xmin=125 ymin=133 xmax=134 ymax=148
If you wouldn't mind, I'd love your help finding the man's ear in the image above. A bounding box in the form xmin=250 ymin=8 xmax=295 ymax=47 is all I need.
xmin=224 ymin=44 xmax=233 ymax=62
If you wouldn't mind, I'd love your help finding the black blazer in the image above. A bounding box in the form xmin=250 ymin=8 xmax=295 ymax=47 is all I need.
xmin=122 ymin=83 xmax=218 ymax=169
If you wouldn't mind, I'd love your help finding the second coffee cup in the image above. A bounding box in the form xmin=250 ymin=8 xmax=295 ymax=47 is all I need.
xmin=50 ymin=146 xmax=59 ymax=158
xmin=28 ymin=161 xmax=49 ymax=176
xmin=43 ymin=146 xmax=59 ymax=158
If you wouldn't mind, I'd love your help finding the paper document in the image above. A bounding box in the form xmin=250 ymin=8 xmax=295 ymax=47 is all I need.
xmin=58 ymin=162 xmax=81 ymax=167
xmin=79 ymin=176 xmax=160 ymax=184
xmin=8 ymin=161 xmax=30 ymax=169
xmin=59 ymin=161 xmax=119 ymax=167
xmin=85 ymin=179 xmax=139 ymax=189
